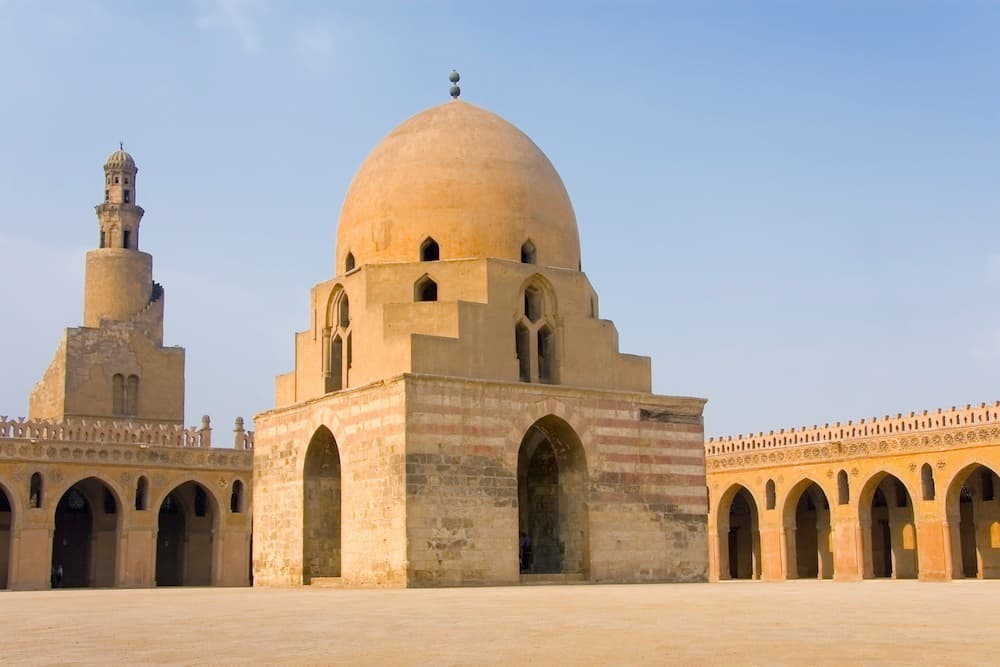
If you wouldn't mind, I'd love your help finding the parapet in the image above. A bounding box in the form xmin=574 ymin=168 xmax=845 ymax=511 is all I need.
xmin=706 ymin=401 xmax=1000 ymax=456
xmin=0 ymin=414 xmax=253 ymax=450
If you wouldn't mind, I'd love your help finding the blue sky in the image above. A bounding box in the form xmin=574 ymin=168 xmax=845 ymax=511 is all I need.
xmin=0 ymin=1 xmax=998 ymax=437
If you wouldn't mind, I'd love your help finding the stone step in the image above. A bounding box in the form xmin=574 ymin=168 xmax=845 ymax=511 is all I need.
xmin=307 ymin=577 xmax=344 ymax=588
xmin=519 ymin=573 xmax=588 ymax=585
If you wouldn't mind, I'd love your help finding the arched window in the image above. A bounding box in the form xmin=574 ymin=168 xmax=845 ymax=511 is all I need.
xmin=126 ymin=375 xmax=139 ymax=416
xmin=521 ymin=240 xmax=536 ymax=264
xmin=230 ymin=480 xmax=244 ymax=513
xmin=837 ymin=470 xmax=849 ymax=505
xmin=537 ymin=325 xmax=555 ymax=384
xmin=524 ymin=287 xmax=542 ymax=322
xmin=921 ymin=463 xmax=935 ymax=501
xmin=339 ymin=294 xmax=350 ymax=329
xmin=29 ymin=472 xmax=43 ymax=508
xmin=420 ymin=237 xmax=440 ymax=262
xmin=112 ymin=374 xmax=125 ymax=416
xmin=135 ymin=476 xmax=148 ymax=511
xmin=765 ymin=479 xmax=776 ymax=510
xmin=414 ymin=276 xmax=438 ymax=302
xmin=515 ymin=278 xmax=558 ymax=384
xmin=515 ymin=324 xmax=530 ymax=382
xmin=344 ymin=252 xmax=355 ymax=272
xmin=327 ymin=335 xmax=343 ymax=393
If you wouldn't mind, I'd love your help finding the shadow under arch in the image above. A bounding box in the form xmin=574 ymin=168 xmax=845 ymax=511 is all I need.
xmin=156 ymin=479 xmax=221 ymax=586
xmin=781 ymin=478 xmax=833 ymax=579
xmin=517 ymin=415 xmax=588 ymax=577
xmin=302 ymin=425 xmax=342 ymax=583
xmin=944 ymin=462 xmax=1000 ymax=579
xmin=858 ymin=471 xmax=918 ymax=579
xmin=52 ymin=475 xmax=124 ymax=588
xmin=716 ymin=483 xmax=761 ymax=580
xmin=0 ymin=480 xmax=13 ymax=589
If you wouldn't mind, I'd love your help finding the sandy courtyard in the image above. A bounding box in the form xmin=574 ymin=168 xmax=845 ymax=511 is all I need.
xmin=1 ymin=581 xmax=998 ymax=666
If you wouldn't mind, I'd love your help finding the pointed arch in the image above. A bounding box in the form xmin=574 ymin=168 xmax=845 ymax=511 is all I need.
xmin=945 ymin=462 xmax=1000 ymax=579
xmin=414 ymin=275 xmax=438 ymax=302
xmin=303 ymin=426 xmax=342 ymax=582
xmin=858 ymin=471 xmax=918 ymax=579
xmin=155 ymin=480 xmax=220 ymax=586
xmin=781 ymin=478 xmax=833 ymax=579
xmin=344 ymin=252 xmax=355 ymax=272
xmin=520 ymin=239 xmax=537 ymax=264
xmin=0 ymin=481 xmax=13 ymax=589
xmin=420 ymin=237 xmax=440 ymax=262
xmin=716 ymin=483 xmax=761 ymax=580
xmin=837 ymin=470 xmax=850 ymax=505
xmin=52 ymin=476 xmax=123 ymax=588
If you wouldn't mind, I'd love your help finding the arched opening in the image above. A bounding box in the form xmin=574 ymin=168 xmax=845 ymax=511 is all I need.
xmin=29 ymin=472 xmax=42 ymax=508
xmin=946 ymin=464 xmax=1000 ymax=579
xmin=0 ymin=485 xmax=12 ymax=589
xmin=344 ymin=252 xmax=355 ymax=272
xmin=861 ymin=473 xmax=918 ymax=579
xmin=765 ymin=479 xmax=776 ymax=510
xmin=414 ymin=276 xmax=438 ymax=302
xmin=837 ymin=470 xmax=850 ymax=505
xmin=230 ymin=480 xmax=244 ymax=513
xmin=113 ymin=374 xmax=124 ymax=415
xmin=303 ymin=426 xmax=341 ymax=583
xmin=156 ymin=481 xmax=218 ymax=586
xmin=517 ymin=416 xmax=589 ymax=577
xmin=338 ymin=294 xmax=350 ymax=329
xmin=921 ymin=463 xmax=936 ymax=501
xmin=126 ymin=375 xmax=139 ymax=416
xmin=783 ymin=481 xmax=833 ymax=579
xmin=420 ymin=237 xmax=440 ymax=262
xmin=327 ymin=335 xmax=343 ymax=393
xmin=52 ymin=477 xmax=120 ymax=588
xmin=719 ymin=485 xmax=761 ymax=580
xmin=521 ymin=240 xmax=536 ymax=264
xmin=524 ymin=287 xmax=543 ymax=323
xmin=135 ymin=476 xmax=148 ymax=511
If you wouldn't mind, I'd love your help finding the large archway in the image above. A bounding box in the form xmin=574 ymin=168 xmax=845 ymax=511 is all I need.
xmin=946 ymin=464 xmax=1000 ymax=579
xmin=303 ymin=426 xmax=342 ymax=583
xmin=516 ymin=416 xmax=589 ymax=576
xmin=718 ymin=485 xmax=761 ymax=580
xmin=783 ymin=481 xmax=833 ymax=579
xmin=156 ymin=481 xmax=218 ymax=586
xmin=860 ymin=473 xmax=918 ymax=579
xmin=51 ymin=477 xmax=120 ymax=588
xmin=0 ymin=484 xmax=11 ymax=589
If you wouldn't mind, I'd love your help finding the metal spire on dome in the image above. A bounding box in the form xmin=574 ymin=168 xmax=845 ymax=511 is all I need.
xmin=449 ymin=70 xmax=460 ymax=99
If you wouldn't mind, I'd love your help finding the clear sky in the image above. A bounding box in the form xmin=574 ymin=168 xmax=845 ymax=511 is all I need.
xmin=1 ymin=1 xmax=998 ymax=438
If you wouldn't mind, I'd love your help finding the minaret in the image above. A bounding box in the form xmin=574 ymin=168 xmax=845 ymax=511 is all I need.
xmin=83 ymin=147 xmax=158 ymax=336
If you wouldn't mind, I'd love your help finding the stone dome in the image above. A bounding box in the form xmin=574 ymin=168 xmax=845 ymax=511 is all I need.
xmin=105 ymin=149 xmax=136 ymax=171
xmin=336 ymin=100 xmax=580 ymax=271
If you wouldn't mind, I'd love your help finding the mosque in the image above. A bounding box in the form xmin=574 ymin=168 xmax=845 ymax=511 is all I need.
xmin=0 ymin=74 xmax=995 ymax=589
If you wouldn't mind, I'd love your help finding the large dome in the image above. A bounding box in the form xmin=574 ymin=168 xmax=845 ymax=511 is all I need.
xmin=336 ymin=100 xmax=580 ymax=271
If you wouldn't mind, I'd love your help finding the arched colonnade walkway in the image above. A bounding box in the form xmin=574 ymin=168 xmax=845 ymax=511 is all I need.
xmin=710 ymin=460 xmax=1000 ymax=581
xmin=0 ymin=472 xmax=249 ymax=589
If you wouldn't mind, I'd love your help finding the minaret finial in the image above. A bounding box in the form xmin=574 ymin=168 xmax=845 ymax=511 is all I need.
xmin=119 ymin=141 xmax=123 ymax=150
xmin=449 ymin=70 xmax=461 ymax=99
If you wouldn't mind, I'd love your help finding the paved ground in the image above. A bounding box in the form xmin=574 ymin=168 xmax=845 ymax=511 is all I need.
xmin=1 ymin=581 xmax=998 ymax=665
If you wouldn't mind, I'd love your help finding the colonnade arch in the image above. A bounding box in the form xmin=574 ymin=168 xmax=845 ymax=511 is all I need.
xmin=155 ymin=480 xmax=219 ymax=586
xmin=716 ymin=484 xmax=761 ymax=580
xmin=51 ymin=476 xmax=121 ymax=588
xmin=782 ymin=479 xmax=833 ymax=579
xmin=946 ymin=463 xmax=1000 ymax=579
xmin=0 ymin=483 xmax=12 ymax=589
xmin=858 ymin=473 xmax=918 ymax=579
xmin=302 ymin=425 xmax=342 ymax=583
xmin=516 ymin=415 xmax=589 ymax=576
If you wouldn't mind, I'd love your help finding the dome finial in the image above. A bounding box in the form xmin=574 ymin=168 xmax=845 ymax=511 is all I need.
xmin=449 ymin=70 xmax=461 ymax=99
xmin=119 ymin=141 xmax=124 ymax=150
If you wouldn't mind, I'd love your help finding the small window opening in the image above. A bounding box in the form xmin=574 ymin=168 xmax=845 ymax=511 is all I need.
xmin=135 ymin=476 xmax=148 ymax=511
xmin=99 ymin=231 xmax=106 ymax=248
xmin=29 ymin=472 xmax=43 ymax=508
xmin=520 ymin=240 xmax=536 ymax=264
xmin=104 ymin=190 xmax=109 ymax=202
xmin=524 ymin=286 xmax=543 ymax=323
xmin=194 ymin=486 xmax=207 ymax=517
xmin=114 ymin=176 xmax=119 ymax=184
xmin=420 ymin=238 xmax=440 ymax=262
xmin=344 ymin=252 xmax=355 ymax=272
xmin=765 ymin=479 xmax=776 ymax=510
xmin=126 ymin=374 xmax=139 ymax=416
xmin=837 ymin=470 xmax=849 ymax=505
xmin=124 ymin=177 xmax=129 ymax=184
xmin=103 ymin=488 xmax=117 ymax=514
xmin=230 ymin=480 xmax=244 ymax=513
xmin=123 ymin=189 xmax=130 ymax=203
xmin=921 ymin=464 xmax=935 ymax=501
xmin=112 ymin=374 xmax=125 ymax=416
xmin=123 ymin=230 xmax=131 ymax=249
xmin=515 ymin=324 xmax=530 ymax=382
xmin=327 ymin=335 xmax=343 ymax=393
xmin=415 ymin=276 xmax=438 ymax=302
